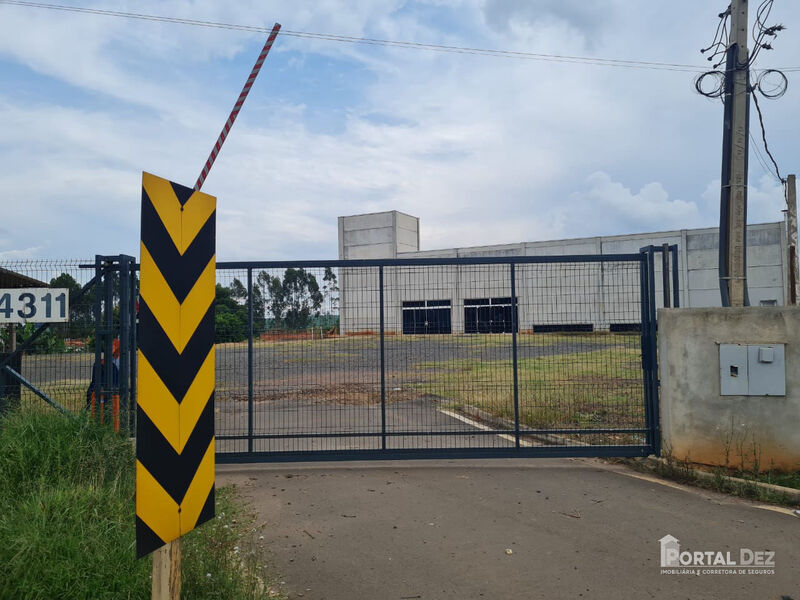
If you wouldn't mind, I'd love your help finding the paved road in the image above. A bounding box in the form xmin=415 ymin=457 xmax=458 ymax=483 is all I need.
xmin=218 ymin=459 xmax=799 ymax=600
xmin=215 ymin=397 xmax=516 ymax=453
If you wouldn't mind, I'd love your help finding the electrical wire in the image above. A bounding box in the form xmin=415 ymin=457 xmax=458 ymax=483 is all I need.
xmin=0 ymin=0 xmax=729 ymax=73
xmin=747 ymin=0 xmax=786 ymax=67
xmin=756 ymin=68 xmax=788 ymax=98
xmin=700 ymin=6 xmax=731 ymax=69
xmin=750 ymin=90 xmax=785 ymax=183
xmin=749 ymin=131 xmax=780 ymax=183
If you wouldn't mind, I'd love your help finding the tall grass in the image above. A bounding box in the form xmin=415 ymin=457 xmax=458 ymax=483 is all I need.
xmin=0 ymin=410 xmax=277 ymax=600
xmin=418 ymin=345 xmax=644 ymax=429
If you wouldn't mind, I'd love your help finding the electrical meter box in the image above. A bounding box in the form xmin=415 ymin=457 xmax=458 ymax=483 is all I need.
xmin=719 ymin=343 xmax=785 ymax=396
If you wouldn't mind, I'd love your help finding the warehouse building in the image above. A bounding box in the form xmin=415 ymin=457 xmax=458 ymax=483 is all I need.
xmin=337 ymin=210 xmax=790 ymax=334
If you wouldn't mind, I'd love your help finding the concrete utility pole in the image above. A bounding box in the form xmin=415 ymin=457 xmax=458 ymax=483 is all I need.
xmin=787 ymin=174 xmax=799 ymax=305
xmin=720 ymin=0 xmax=750 ymax=307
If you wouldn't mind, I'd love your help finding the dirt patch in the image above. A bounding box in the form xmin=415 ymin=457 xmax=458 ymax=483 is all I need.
xmin=259 ymin=383 xmax=424 ymax=406
xmin=226 ymin=381 xmax=427 ymax=406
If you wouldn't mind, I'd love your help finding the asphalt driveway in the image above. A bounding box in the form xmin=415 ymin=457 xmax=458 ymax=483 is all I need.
xmin=218 ymin=458 xmax=799 ymax=600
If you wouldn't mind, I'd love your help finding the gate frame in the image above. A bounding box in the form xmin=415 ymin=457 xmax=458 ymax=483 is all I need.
xmin=214 ymin=252 xmax=668 ymax=463
xmin=88 ymin=254 xmax=138 ymax=432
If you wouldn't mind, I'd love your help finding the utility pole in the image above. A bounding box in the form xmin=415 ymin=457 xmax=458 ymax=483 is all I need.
xmin=787 ymin=174 xmax=799 ymax=305
xmin=719 ymin=0 xmax=750 ymax=307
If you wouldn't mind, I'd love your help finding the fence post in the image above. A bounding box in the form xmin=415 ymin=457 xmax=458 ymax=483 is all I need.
xmin=670 ymin=245 xmax=680 ymax=308
xmin=92 ymin=256 xmax=103 ymax=422
xmin=103 ymin=258 xmax=114 ymax=428
xmin=510 ymin=263 xmax=520 ymax=448
xmin=639 ymin=250 xmax=653 ymax=451
xmin=129 ymin=266 xmax=138 ymax=431
xmin=247 ymin=268 xmax=254 ymax=454
xmin=119 ymin=255 xmax=130 ymax=433
xmin=661 ymin=243 xmax=671 ymax=308
xmin=379 ymin=266 xmax=386 ymax=451
xmin=646 ymin=246 xmax=660 ymax=455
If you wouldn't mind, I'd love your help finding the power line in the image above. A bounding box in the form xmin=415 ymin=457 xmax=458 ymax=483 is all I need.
xmin=751 ymin=90 xmax=785 ymax=183
xmin=749 ymin=131 xmax=780 ymax=183
xmin=0 ymin=0 xmax=738 ymax=73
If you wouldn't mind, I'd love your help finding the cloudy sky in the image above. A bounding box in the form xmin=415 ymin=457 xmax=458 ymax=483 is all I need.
xmin=0 ymin=0 xmax=798 ymax=261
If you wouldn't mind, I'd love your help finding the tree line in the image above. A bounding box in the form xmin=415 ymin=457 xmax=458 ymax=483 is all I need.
xmin=215 ymin=267 xmax=339 ymax=343
xmin=0 ymin=268 xmax=339 ymax=352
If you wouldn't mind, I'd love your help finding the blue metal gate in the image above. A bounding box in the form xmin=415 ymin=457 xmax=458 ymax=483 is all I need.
xmin=213 ymin=249 xmax=671 ymax=463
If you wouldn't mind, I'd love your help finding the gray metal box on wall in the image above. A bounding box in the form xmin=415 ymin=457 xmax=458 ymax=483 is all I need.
xmin=747 ymin=344 xmax=785 ymax=395
xmin=720 ymin=344 xmax=749 ymax=395
xmin=719 ymin=343 xmax=785 ymax=396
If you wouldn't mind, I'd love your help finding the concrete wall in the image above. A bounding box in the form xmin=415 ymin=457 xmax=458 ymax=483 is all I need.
xmin=337 ymin=210 xmax=790 ymax=334
xmin=338 ymin=211 xmax=419 ymax=260
xmin=338 ymin=211 xmax=419 ymax=333
xmin=400 ymin=221 xmax=786 ymax=312
xmin=658 ymin=307 xmax=800 ymax=471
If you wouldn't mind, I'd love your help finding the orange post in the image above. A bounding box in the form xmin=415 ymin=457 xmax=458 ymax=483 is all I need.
xmin=112 ymin=394 xmax=120 ymax=433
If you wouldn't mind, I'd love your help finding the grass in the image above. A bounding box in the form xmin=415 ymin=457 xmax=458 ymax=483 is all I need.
xmin=757 ymin=470 xmax=800 ymax=490
xmin=16 ymin=332 xmax=645 ymax=431
xmin=631 ymin=453 xmax=800 ymax=507
xmin=20 ymin=380 xmax=89 ymax=412
xmin=416 ymin=340 xmax=644 ymax=430
xmin=0 ymin=409 xmax=280 ymax=600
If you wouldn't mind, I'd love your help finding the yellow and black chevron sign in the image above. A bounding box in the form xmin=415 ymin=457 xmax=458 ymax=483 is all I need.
xmin=136 ymin=172 xmax=216 ymax=558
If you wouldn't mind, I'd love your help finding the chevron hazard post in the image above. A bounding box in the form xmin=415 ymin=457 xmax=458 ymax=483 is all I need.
xmin=136 ymin=172 xmax=216 ymax=559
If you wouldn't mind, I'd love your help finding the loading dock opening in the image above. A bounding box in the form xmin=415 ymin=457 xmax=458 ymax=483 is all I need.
xmin=464 ymin=297 xmax=518 ymax=334
xmin=402 ymin=299 xmax=452 ymax=334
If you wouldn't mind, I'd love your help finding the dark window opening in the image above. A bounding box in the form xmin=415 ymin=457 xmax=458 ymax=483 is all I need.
xmin=609 ymin=323 xmax=641 ymax=333
xmin=532 ymin=323 xmax=594 ymax=333
xmin=402 ymin=300 xmax=452 ymax=334
xmin=401 ymin=300 xmax=425 ymax=308
xmin=464 ymin=297 xmax=518 ymax=334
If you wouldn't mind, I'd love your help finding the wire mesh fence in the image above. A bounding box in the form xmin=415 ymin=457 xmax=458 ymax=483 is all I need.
xmin=215 ymin=254 xmax=659 ymax=459
xmin=0 ymin=257 xmax=138 ymax=437
xmin=0 ymin=260 xmax=98 ymax=413
xmin=1 ymin=253 xmax=661 ymax=460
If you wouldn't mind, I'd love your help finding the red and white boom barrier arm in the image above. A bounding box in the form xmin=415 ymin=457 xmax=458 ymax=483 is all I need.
xmin=194 ymin=22 xmax=281 ymax=191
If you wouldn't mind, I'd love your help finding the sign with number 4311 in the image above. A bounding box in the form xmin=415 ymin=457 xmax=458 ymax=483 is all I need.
xmin=0 ymin=288 xmax=69 ymax=323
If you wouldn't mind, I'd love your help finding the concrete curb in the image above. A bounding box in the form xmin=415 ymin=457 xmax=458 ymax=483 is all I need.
xmin=640 ymin=456 xmax=800 ymax=504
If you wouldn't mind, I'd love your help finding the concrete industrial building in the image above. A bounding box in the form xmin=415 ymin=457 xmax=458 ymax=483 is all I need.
xmin=337 ymin=210 xmax=790 ymax=334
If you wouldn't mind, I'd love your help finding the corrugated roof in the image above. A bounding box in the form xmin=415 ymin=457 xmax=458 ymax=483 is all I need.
xmin=0 ymin=266 xmax=48 ymax=288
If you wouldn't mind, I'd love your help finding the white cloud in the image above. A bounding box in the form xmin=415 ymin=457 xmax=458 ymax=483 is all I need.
xmin=701 ymin=174 xmax=787 ymax=226
xmin=0 ymin=0 xmax=798 ymax=263
xmin=566 ymin=172 xmax=702 ymax=235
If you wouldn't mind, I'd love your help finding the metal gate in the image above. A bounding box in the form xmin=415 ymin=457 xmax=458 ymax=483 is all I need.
xmin=214 ymin=248 xmax=673 ymax=462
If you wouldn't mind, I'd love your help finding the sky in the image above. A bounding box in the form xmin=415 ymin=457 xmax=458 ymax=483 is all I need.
xmin=0 ymin=0 xmax=798 ymax=262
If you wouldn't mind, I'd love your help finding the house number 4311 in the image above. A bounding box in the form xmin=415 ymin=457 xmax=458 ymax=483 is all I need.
xmin=0 ymin=288 xmax=70 ymax=323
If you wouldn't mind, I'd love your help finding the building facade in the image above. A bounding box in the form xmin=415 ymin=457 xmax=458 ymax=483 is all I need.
xmin=337 ymin=210 xmax=790 ymax=334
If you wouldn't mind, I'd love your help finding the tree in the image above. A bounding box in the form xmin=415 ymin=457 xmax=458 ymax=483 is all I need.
xmin=50 ymin=273 xmax=94 ymax=339
xmin=15 ymin=322 xmax=66 ymax=354
xmin=213 ymin=278 xmax=268 ymax=342
xmin=214 ymin=283 xmax=246 ymax=343
xmin=322 ymin=267 xmax=339 ymax=313
xmin=260 ymin=268 xmax=324 ymax=331
xmin=229 ymin=278 xmax=247 ymax=302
